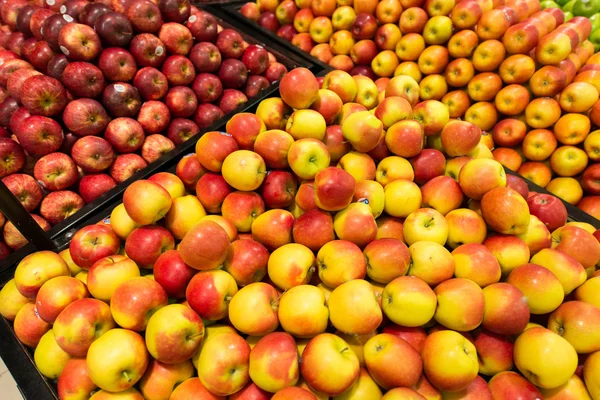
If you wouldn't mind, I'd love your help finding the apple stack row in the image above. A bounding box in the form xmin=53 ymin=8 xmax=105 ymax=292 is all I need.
xmin=2 ymin=67 xmax=600 ymax=400
xmin=234 ymin=0 xmax=600 ymax=213
xmin=0 ymin=0 xmax=299 ymax=261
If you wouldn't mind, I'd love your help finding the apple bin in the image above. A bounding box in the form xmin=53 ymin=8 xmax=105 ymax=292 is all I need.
xmin=3 ymin=63 xmax=600 ymax=399
xmin=0 ymin=6 xmax=320 ymax=275
xmin=226 ymin=0 xmax=600 ymax=218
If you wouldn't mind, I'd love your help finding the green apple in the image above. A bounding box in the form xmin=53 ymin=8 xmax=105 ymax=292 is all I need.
xmin=563 ymin=0 xmax=577 ymax=12
xmin=557 ymin=0 xmax=572 ymax=5
xmin=591 ymin=13 xmax=600 ymax=30
xmin=564 ymin=10 xmax=574 ymax=20
xmin=590 ymin=28 xmax=600 ymax=51
xmin=541 ymin=0 xmax=560 ymax=8
xmin=573 ymin=0 xmax=600 ymax=17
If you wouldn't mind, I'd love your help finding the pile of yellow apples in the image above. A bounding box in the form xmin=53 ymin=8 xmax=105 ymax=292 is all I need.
xmin=2 ymin=67 xmax=600 ymax=400
xmin=239 ymin=0 xmax=600 ymax=222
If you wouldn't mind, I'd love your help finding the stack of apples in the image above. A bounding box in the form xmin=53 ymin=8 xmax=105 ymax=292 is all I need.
xmin=3 ymin=67 xmax=600 ymax=399
xmin=0 ymin=0 xmax=290 ymax=258
xmin=238 ymin=0 xmax=600 ymax=220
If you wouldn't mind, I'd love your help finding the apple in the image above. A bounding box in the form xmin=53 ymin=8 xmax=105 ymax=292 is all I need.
xmin=122 ymin=225 xmax=174 ymax=269
xmin=71 ymin=136 xmax=115 ymax=173
xmin=33 ymin=152 xmax=78 ymax=191
xmin=221 ymin=150 xmax=266 ymax=192
xmin=215 ymin=28 xmax=244 ymax=59
xmin=6 ymin=68 xmax=42 ymax=103
xmin=39 ymin=190 xmax=84 ymax=225
xmin=78 ymin=174 xmax=117 ymax=203
xmin=110 ymin=277 xmax=168 ymax=332
xmin=110 ymin=154 xmax=148 ymax=183
xmin=129 ymin=33 xmax=166 ymax=68
xmin=137 ymin=101 xmax=171 ymax=135
xmin=279 ymin=67 xmax=319 ymax=109
xmin=134 ymin=67 xmax=168 ymax=100
xmin=192 ymin=73 xmax=223 ymax=103
xmin=197 ymin=331 xmax=251 ymax=396
xmin=458 ymin=158 xmax=507 ymax=201
xmin=87 ymin=329 xmax=148 ymax=392
xmin=58 ymin=23 xmax=102 ymax=61
xmin=526 ymin=193 xmax=567 ymax=232
xmin=158 ymin=0 xmax=190 ymax=23
xmin=98 ymin=48 xmax=137 ymax=82
xmin=46 ymin=53 xmax=69 ymax=81
xmin=219 ymin=89 xmax=249 ymax=114
xmin=158 ymin=22 xmax=193 ymax=55
xmin=153 ymin=250 xmax=195 ymax=299
xmin=2 ymin=173 xmax=43 ymax=212
xmin=78 ymin=3 xmax=111 ymax=27
xmin=514 ymin=327 xmax=577 ymax=389
xmin=260 ymin=170 xmax=297 ymax=209
xmin=264 ymin=62 xmax=288 ymax=83
xmin=482 ymin=282 xmax=530 ymax=336
xmin=422 ymin=330 xmax=479 ymax=392
xmin=63 ymin=98 xmax=109 ymax=136
xmin=94 ymin=11 xmax=133 ymax=48
xmin=20 ymin=74 xmax=67 ymax=117
xmin=195 ymin=173 xmax=232 ymax=214
xmin=167 ymin=118 xmax=199 ymax=145
xmin=53 ymin=297 xmax=115 ymax=356
xmin=141 ymin=134 xmax=175 ymax=164
xmin=0 ymin=137 xmax=25 ymax=178
xmin=551 ymin=225 xmax=600 ymax=270
xmin=102 ymin=83 xmax=142 ymax=118
xmin=218 ymin=59 xmax=248 ymax=89
xmin=13 ymin=302 xmax=51 ymax=348
xmin=14 ymin=115 xmax=64 ymax=156
xmin=179 ymin=220 xmax=230 ymax=270
xmin=104 ymin=118 xmax=145 ymax=153
xmin=57 ymin=358 xmax=97 ymax=400
xmin=4 ymin=215 xmax=51 ymax=251
xmin=186 ymin=11 xmax=218 ymax=42
xmin=300 ymin=333 xmax=360 ymax=396
xmin=162 ymin=55 xmax=196 ymax=87
xmin=189 ymin=42 xmax=221 ymax=74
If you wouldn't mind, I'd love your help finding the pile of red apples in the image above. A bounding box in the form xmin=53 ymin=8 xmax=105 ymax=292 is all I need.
xmin=240 ymin=0 xmax=600 ymax=216
xmin=2 ymin=67 xmax=600 ymax=400
xmin=0 ymin=0 xmax=289 ymax=259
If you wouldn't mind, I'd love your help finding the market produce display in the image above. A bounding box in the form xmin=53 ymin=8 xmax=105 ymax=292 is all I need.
xmin=2 ymin=66 xmax=600 ymax=399
xmin=237 ymin=0 xmax=600 ymax=218
xmin=0 ymin=0 xmax=291 ymax=258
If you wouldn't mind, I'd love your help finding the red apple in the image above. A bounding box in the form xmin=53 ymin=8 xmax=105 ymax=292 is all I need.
xmin=126 ymin=0 xmax=162 ymax=33
xmin=410 ymin=149 xmax=446 ymax=185
xmin=216 ymin=29 xmax=244 ymax=59
xmin=129 ymin=33 xmax=166 ymax=68
xmin=167 ymin=118 xmax=199 ymax=145
xmin=78 ymin=174 xmax=117 ymax=203
xmin=194 ymin=103 xmax=225 ymax=129
xmin=29 ymin=9 xmax=55 ymax=40
xmin=33 ymin=152 xmax=78 ymax=191
xmin=78 ymin=3 xmax=111 ymax=27
xmin=161 ymin=55 xmax=196 ymax=87
xmin=0 ymin=137 xmax=25 ymax=178
xmin=192 ymin=73 xmax=223 ymax=103
xmin=94 ymin=11 xmax=133 ymax=48
xmin=219 ymin=89 xmax=248 ymax=114
xmin=137 ymin=100 xmax=171 ymax=135
xmin=527 ymin=193 xmax=567 ymax=232
xmin=102 ymin=82 xmax=142 ymax=118
xmin=2 ymin=173 xmax=43 ymax=212
xmin=260 ymin=170 xmax=297 ymax=209
xmin=104 ymin=117 xmax=145 ymax=153
xmin=158 ymin=0 xmax=190 ymax=23
xmin=62 ymin=61 xmax=105 ymax=99
xmin=124 ymin=225 xmax=175 ymax=269
xmin=14 ymin=115 xmax=64 ymax=156
xmin=63 ymin=98 xmax=109 ymax=136
xmin=20 ymin=75 xmax=67 ymax=117
xmin=15 ymin=5 xmax=37 ymax=37
xmin=46 ymin=54 xmax=69 ymax=80
xmin=109 ymin=153 xmax=148 ymax=183
xmin=186 ymin=10 xmax=217 ymax=42
xmin=154 ymin=249 xmax=196 ymax=298
xmin=98 ymin=47 xmax=137 ymax=82
xmin=158 ymin=22 xmax=193 ymax=55
xmin=40 ymin=190 xmax=85 ymax=225
xmin=241 ymin=44 xmax=269 ymax=75
xmin=189 ymin=42 xmax=221 ymax=73
xmin=71 ymin=136 xmax=115 ymax=173
xmin=41 ymin=14 xmax=68 ymax=52
xmin=195 ymin=172 xmax=232 ymax=213
xmin=264 ymin=62 xmax=288 ymax=83
xmin=164 ymin=86 xmax=197 ymax=118
xmin=58 ymin=23 xmax=102 ymax=61
xmin=218 ymin=59 xmax=248 ymax=89
xmin=245 ymin=75 xmax=270 ymax=98
xmin=133 ymin=66 xmax=168 ymax=101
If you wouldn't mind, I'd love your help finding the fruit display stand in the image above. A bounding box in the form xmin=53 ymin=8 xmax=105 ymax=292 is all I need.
xmin=0 ymin=8 xmax=322 ymax=275
xmin=1 ymin=65 xmax=600 ymax=398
